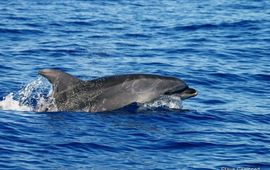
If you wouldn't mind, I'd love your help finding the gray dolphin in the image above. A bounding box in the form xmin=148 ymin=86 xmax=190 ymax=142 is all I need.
xmin=39 ymin=69 xmax=197 ymax=112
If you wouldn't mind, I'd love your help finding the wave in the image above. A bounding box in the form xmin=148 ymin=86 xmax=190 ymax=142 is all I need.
xmin=173 ymin=20 xmax=261 ymax=31
xmin=0 ymin=28 xmax=44 ymax=35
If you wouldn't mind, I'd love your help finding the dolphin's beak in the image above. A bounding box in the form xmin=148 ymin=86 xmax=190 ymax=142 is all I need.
xmin=180 ymin=87 xmax=198 ymax=100
xmin=166 ymin=87 xmax=198 ymax=100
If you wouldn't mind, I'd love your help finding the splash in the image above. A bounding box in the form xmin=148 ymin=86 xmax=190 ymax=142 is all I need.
xmin=0 ymin=77 xmax=57 ymax=112
xmin=141 ymin=95 xmax=183 ymax=110
xmin=0 ymin=93 xmax=31 ymax=111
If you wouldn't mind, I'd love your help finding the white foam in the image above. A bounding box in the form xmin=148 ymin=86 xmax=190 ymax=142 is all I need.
xmin=142 ymin=95 xmax=183 ymax=110
xmin=0 ymin=93 xmax=31 ymax=111
xmin=0 ymin=77 xmax=56 ymax=112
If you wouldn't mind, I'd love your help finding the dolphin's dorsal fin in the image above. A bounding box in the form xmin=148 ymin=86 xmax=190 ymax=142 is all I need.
xmin=39 ymin=69 xmax=82 ymax=93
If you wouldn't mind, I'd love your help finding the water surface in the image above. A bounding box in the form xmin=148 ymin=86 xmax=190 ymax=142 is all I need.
xmin=0 ymin=0 xmax=270 ymax=169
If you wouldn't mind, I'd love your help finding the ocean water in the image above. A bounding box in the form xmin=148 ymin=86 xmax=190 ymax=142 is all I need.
xmin=0 ymin=0 xmax=270 ymax=169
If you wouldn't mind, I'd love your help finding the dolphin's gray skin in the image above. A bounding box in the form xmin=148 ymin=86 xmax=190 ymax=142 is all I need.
xmin=39 ymin=69 xmax=197 ymax=112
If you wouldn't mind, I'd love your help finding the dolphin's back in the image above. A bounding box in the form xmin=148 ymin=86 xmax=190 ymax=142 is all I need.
xmin=86 ymin=74 xmax=180 ymax=89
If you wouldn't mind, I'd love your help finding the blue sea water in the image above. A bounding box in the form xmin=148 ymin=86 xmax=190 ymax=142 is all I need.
xmin=0 ymin=0 xmax=270 ymax=169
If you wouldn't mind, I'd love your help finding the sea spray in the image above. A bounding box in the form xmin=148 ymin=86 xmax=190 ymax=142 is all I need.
xmin=141 ymin=95 xmax=183 ymax=110
xmin=0 ymin=77 xmax=56 ymax=112
xmin=0 ymin=93 xmax=31 ymax=111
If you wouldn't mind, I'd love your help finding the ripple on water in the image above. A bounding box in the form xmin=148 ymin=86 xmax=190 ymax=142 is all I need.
xmin=0 ymin=0 xmax=270 ymax=169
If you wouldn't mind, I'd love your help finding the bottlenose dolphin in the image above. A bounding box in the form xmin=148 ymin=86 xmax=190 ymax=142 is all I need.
xmin=39 ymin=69 xmax=197 ymax=112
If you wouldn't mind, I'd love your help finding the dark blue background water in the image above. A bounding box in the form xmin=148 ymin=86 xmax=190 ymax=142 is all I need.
xmin=0 ymin=0 xmax=270 ymax=169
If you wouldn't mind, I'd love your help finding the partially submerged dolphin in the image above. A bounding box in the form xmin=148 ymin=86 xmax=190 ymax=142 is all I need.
xmin=39 ymin=69 xmax=197 ymax=112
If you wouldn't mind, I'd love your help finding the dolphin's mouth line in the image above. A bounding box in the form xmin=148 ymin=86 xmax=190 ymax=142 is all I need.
xmin=164 ymin=86 xmax=189 ymax=95
xmin=165 ymin=86 xmax=197 ymax=99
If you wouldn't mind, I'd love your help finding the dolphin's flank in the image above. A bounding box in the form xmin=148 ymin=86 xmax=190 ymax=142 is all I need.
xmin=39 ymin=69 xmax=197 ymax=112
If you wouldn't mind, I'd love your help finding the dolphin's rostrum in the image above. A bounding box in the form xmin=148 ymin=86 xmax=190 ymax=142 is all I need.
xmin=39 ymin=69 xmax=197 ymax=112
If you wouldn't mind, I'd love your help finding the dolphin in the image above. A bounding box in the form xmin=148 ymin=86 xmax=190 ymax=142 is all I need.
xmin=38 ymin=69 xmax=197 ymax=112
